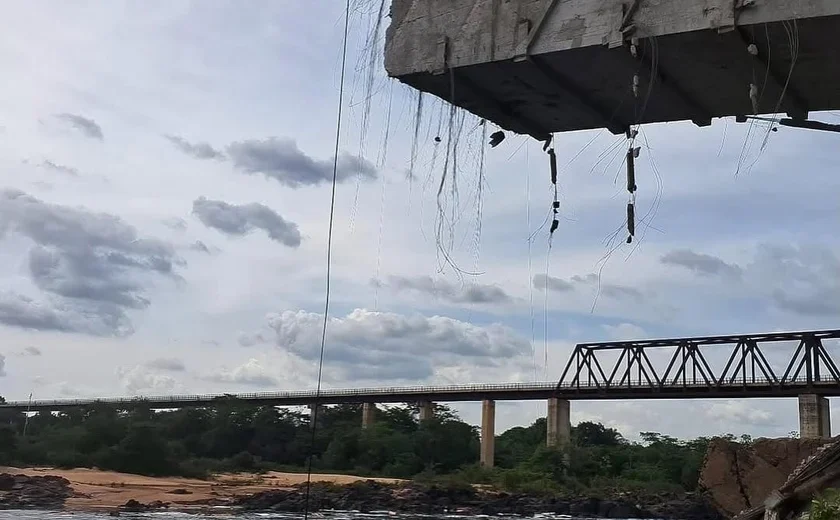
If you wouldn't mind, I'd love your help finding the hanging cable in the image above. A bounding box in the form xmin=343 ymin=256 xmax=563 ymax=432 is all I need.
xmin=624 ymin=128 xmax=639 ymax=244
xmin=588 ymin=36 xmax=650 ymax=312
xmin=373 ymin=83 xmax=393 ymax=310
xmin=543 ymin=234 xmax=552 ymax=380
xmin=543 ymin=134 xmax=559 ymax=380
xmin=472 ymin=120 xmax=487 ymax=275
xmin=303 ymin=0 xmax=350 ymax=518
xmin=408 ymin=91 xmax=424 ymax=212
xmin=546 ymin=140 xmax=559 ymax=236
xmin=350 ymin=0 xmax=388 ymax=231
xmin=624 ymin=35 xmax=644 ymax=245
xmin=525 ymin=144 xmax=538 ymax=383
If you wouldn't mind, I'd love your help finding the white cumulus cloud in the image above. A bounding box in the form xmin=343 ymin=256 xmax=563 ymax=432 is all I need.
xmin=267 ymin=308 xmax=531 ymax=381
xmin=207 ymin=358 xmax=281 ymax=387
xmin=116 ymin=366 xmax=178 ymax=394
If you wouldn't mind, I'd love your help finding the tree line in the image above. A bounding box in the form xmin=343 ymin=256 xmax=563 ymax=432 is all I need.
xmin=0 ymin=396 xmax=725 ymax=495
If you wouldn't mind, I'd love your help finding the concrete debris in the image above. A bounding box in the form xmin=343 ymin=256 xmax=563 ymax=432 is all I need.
xmin=488 ymin=130 xmax=505 ymax=147
xmin=733 ymin=438 xmax=840 ymax=520
xmin=385 ymin=0 xmax=840 ymax=136
xmin=699 ymin=438 xmax=831 ymax=517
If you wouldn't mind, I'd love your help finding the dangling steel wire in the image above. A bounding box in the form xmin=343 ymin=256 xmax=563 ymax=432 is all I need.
xmin=303 ymin=0 xmax=350 ymax=517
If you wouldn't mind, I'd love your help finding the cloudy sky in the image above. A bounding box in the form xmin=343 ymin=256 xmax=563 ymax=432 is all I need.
xmin=1 ymin=1 xmax=839 ymax=440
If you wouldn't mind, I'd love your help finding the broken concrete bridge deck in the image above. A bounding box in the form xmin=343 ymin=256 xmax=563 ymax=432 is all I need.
xmin=385 ymin=0 xmax=840 ymax=138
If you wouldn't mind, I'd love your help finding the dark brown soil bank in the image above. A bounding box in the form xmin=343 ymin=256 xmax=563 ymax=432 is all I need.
xmin=698 ymin=437 xmax=831 ymax=517
xmin=233 ymin=480 xmax=723 ymax=520
xmin=0 ymin=473 xmax=73 ymax=510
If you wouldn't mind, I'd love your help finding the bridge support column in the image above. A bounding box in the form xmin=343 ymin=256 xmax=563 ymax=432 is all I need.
xmin=362 ymin=403 xmax=376 ymax=429
xmin=547 ymin=398 xmax=571 ymax=448
xmin=799 ymin=394 xmax=831 ymax=439
xmin=308 ymin=403 xmax=320 ymax=429
xmin=480 ymin=399 xmax=495 ymax=468
xmin=418 ymin=400 xmax=434 ymax=422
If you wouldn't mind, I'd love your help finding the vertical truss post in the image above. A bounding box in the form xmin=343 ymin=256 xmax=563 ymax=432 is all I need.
xmin=805 ymin=336 xmax=814 ymax=386
xmin=740 ymin=341 xmax=747 ymax=386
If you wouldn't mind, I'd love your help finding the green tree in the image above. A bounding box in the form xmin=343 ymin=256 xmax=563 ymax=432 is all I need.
xmin=414 ymin=416 xmax=478 ymax=473
xmin=496 ymin=419 xmax=545 ymax=468
xmin=321 ymin=429 xmax=361 ymax=470
xmin=573 ymin=421 xmax=624 ymax=446
xmin=811 ymin=490 xmax=840 ymax=520
xmin=106 ymin=423 xmax=177 ymax=476
xmin=0 ymin=425 xmax=16 ymax=464
xmin=76 ymin=404 xmax=125 ymax=455
xmin=524 ymin=445 xmax=567 ymax=481
xmin=380 ymin=406 xmax=418 ymax=434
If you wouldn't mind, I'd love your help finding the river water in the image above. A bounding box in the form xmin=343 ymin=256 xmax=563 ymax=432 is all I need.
xmin=0 ymin=511 xmax=632 ymax=520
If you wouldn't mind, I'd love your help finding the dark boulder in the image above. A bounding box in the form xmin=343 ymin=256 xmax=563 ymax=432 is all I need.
xmin=231 ymin=479 xmax=723 ymax=519
xmin=0 ymin=473 xmax=72 ymax=510
xmin=120 ymin=499 xmax=169 ymax=512
xmin=598 ymin=499 xmax=644 ymax=518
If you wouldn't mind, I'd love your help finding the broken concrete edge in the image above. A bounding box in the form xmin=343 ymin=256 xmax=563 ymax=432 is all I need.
xmin=698 ymin=437 xmax=836 ymax=518
xmin=385 ymin=0 xmax=840 ymax=76
xmin=730 ymin=437 xmax=840 ymax=520
xmin=383 ymin=0 xmax=840 ymax=135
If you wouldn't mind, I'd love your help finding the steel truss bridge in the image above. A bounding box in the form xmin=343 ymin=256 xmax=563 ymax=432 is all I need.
xmin=559 ymin=329 xmax=840 ymax=398
xmin=2 ymin=329 xmax=840 ymax=412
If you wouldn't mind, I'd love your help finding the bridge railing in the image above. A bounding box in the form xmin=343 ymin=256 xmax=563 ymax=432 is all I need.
xmin=3 ymin=382 xmax=558 ymax=408
xmin=1 ymin=375 xmax=836 ymax=409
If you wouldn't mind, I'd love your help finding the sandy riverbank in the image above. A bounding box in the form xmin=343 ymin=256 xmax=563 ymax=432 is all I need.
xmin=0 ymin=466 xmax=726 ymax=519
xmin=0 ymin=466 xmax=401 ymax=512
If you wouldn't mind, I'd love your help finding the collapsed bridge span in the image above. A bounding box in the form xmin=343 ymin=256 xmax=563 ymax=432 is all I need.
xmin=385 ymin=0 xmax=840 ymax=138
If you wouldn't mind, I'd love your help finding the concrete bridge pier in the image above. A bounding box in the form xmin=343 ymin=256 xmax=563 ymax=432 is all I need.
xmin=547 ymin=397 xmax=571 ymax=448
xmin=418 ymin=400 xmax=435 ymax=422
xmin=362 ymin=403 xmax=376 ymax=429
xmin=308 ymin=403 xmax=320 ymax=429
xmin=480 ymin=399 xmax=495 ymax=468
xmin=799 ymin=394 xmax=831 ymax=439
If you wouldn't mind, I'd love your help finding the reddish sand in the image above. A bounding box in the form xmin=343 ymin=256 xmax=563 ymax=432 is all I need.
xmin=1 ymin=466 xmax=401 ymax=512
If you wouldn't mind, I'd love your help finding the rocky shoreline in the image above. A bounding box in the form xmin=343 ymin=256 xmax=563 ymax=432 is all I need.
xmin=0 ymin=471 xmax=723 ymax=519
xmin=232 ymin=480 xmax=724 ymax=520
xmin=0 ymin=473 xmax=73 ymax=510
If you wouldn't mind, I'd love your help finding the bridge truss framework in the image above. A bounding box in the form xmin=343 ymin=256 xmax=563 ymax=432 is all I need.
xmin=558 ymin=329 xmax=840 ymax=399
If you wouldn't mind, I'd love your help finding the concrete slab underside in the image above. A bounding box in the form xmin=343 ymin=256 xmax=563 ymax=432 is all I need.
xmin=385 ymin=0 xmax=840 ymax=138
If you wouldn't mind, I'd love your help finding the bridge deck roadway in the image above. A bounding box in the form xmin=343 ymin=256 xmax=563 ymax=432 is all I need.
xmin=386 ymin=0 xmax=840 ymax=137
xmin=2 ymin=379 xmax=839 ymax=412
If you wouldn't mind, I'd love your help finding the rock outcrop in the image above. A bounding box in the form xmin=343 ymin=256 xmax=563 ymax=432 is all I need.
xmin=698 ymin=437 xmax=831 ymax=517
xmin=0 ymin=473 xmax=73 ymax=509
xmin=120 ymin=498 xmax=170 ymax=512
xmin=234 ymin=480 xmax=721 ymax=520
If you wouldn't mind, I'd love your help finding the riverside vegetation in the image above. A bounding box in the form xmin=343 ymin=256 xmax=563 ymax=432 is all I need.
xmin=0 ymin=395 xmax=738 ymax=497
xmin=810 ymin=490 xmax=840 ymax=520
